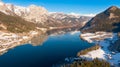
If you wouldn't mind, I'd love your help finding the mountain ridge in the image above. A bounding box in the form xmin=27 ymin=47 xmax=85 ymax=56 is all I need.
xmin=0 ymin=2 xmax=48 ymax=24
xmin=81 ymin=6 xmax=120 ymax=33
xmin=0 ymin=1 xmax=92 ymax=28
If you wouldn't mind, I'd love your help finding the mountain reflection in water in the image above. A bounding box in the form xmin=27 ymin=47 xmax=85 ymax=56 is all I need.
xmin=0 ymin=30 xmax=93 ymax=67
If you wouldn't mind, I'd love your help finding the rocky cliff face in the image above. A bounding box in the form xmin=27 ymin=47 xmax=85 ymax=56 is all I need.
xmin=0 ymin=2 xmax=48 ymax=24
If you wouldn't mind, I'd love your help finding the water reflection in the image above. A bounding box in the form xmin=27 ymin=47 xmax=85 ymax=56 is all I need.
xmin=46 ymin=27 xmax=80 ymax=35
xmin=30 ymin=34 xmax=48 ymax=46
xmin=0 ymin=28 xmax=80 ymax=56
xmin=0 ymin=31 xmax=93 ymax=67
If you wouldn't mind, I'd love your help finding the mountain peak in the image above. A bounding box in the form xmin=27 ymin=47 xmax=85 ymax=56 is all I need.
xmin=0 ymin=1 xmax=4 ymax=5
xmin=108 ymin=6 xmax=118 ymax=11
xmin=103 ymin=6 xmax=120 ymax=16
xmin=81 ymin=6 xmax=120 ymax=33
xmin=29 ymin=4 xmax=38 ymax=8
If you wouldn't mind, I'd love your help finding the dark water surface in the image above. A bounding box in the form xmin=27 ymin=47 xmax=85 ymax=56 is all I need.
xmin=0 ymin=31 xmax=93 ymax=67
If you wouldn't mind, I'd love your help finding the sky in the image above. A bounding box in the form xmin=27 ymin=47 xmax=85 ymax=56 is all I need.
xmin=2 ymin=0 xmax=120 ymax=15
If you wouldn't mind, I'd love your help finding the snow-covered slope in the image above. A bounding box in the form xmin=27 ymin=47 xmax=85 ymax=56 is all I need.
xmin=49 ymin=12 xmax=80 ymax=19
xmin=80 ymin=32 xmax=120 ymax=66
xmin=0 ymin=1 xmax=92 ymax=28
xmin=48 ymin=12 xmax=92 ymax=27
xmin=0 ymin=1 xmax=48 ymax=23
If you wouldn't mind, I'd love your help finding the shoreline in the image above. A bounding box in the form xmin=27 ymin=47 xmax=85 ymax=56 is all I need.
xmin=0 ymin=30 xmax=45 ymax=55
xmin=79 ymin=32 xmax=120 ymax=66
xmin=0 ymin=26 xmax=81 ymax=55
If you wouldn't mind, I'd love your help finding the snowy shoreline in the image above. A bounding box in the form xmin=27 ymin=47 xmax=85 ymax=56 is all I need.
xmin=0 ymin=30 xmax=43 ymax=55
xmin=79 ymin=32 xmax=120 ymax=66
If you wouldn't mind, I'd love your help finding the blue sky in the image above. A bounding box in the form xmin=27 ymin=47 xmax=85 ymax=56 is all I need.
xmin=2 ymin=0 xmax=120 ymax=15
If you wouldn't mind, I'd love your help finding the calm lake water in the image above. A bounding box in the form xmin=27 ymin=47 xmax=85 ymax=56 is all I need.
xmin=0 ymin=31 xmax=93 ymax=67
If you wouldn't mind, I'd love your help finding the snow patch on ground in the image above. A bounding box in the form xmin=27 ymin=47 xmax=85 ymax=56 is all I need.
xmin=0 ymin=31 xmax=40 ymax=55
xmin=80 ymin=32 xmax=120 ymax=66
xmin=80 ymin=48 xmax=106 ymax=60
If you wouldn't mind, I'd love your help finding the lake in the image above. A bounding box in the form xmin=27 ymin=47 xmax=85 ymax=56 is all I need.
xmin=0 ymin=31 xmax=93 ymax=67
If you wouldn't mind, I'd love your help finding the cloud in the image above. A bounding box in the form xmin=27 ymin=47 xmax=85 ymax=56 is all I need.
xmin=69 ymin=12 xmax=96 ymax=17
xmin=49 ymin=12 xmax=96 ymax=17
xmin=69 ymin=12 xmax=80 ymax=16
xmin=80 ymin=13 xmax=96 ymax=17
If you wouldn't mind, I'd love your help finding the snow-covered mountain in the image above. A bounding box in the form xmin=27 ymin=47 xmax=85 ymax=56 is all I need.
xmin=0 ymin=2 xmax=48 ymax=23
xmin=49 ymin=12 xmax=80 ymax=19
xmin=48 ymin=12 xmax=92 ymax=27
xmin=0 ymin=1 xmax=92 ymax=28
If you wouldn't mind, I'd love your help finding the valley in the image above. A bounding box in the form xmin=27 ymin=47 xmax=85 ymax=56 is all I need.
xmin=0 ymin=1 xmax=91 ymax=57
xmin=0 ymin=0 xmax=120 ymax=67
